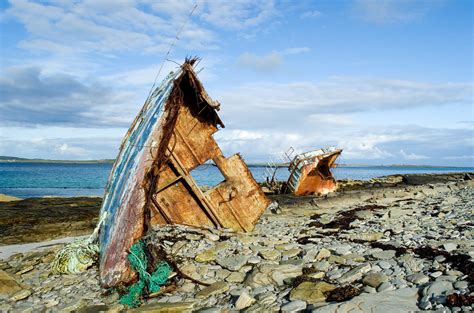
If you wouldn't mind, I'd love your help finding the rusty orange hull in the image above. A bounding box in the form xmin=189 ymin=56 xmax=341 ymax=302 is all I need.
xmin=286 ymin=149 xmax=342 ymax=196
xmin=99 ymin=60 xmax=270 ymax=288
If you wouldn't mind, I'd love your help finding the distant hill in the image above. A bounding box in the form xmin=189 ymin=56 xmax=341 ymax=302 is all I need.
xmin=0 ymin=156 xmax=114 ymax=164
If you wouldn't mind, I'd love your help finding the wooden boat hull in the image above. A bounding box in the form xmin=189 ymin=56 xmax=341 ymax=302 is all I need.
xmin=287 ymin=149 xmax=342 ymax=196
xmin=99 ymin=61 xmax=270 ymax=288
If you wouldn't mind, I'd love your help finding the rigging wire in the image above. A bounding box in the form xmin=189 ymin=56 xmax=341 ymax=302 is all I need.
xmin=144 ymin=2 xmax=198 ymax=104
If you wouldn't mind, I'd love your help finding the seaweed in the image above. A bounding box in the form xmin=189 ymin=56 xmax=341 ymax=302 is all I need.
xmin=446 ymin=293 xmax=474 ymax=307
xmin=325 ymin=285 xmax=361 ymax=302
xmin=371 ymin=242 xmax=408 ymax=257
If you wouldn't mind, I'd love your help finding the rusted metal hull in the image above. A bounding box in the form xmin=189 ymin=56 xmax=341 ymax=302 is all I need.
xmin=286 ymin=148 xmax=342 ymax=196
xmin=99 ymin=60 xmax=270 ymax=288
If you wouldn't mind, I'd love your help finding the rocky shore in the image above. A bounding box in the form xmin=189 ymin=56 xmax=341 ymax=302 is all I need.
xmin=0 ymin=173 xmax=473 ymax=312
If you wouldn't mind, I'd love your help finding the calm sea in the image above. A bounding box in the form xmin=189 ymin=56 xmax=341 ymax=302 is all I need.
xmin=0 ymin=163 xmax=472 ymax=198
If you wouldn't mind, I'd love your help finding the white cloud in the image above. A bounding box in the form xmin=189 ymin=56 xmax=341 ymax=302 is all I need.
xmin=353 ymin=0 xmax=440 ymax=24
xmin=282 ymin=47 xmax=311 ymax=55
xmin=399 ymin=149 xmax=428 ymax=160
xmin=300 ymin=10 xmax=322 ymax=19
xmin=237 ymin=47 xmax=311 ymax=72
xmin=0 ymin=66 xmax=139 ymax=127
xmin=217 ymin=77 xmax=472 ymax=112
xmin=200 ymin=0 xmax=277 ymax=30
xmin=238 ymin=52 xmax=283 ymax=72
xmin=307 ymin=114 xmax=353 ymax=127
xmin=56 ymin=143 xmax=88 ymax=157
xmin=6 ymin=0 xmax=215 ymax=56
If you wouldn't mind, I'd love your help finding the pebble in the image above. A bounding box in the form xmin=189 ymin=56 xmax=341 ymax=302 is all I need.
xmin=363 ymin=272 xmax=388 ymax=288
xmin=3 ymin=175 xmax=473 ymax=312
xmin=377 ymin=282 xmax=395 ymax=292
xmin=443 ymin=243 xmax=457 ymax=252
xmin=290 ymin=281 xmax=336 ymax=304
xmin=10 ymin=289 xmax=32 ymax=301
xmin=422 ymin=281 xmax=453 ymax=297
xmin=215 ymin=256 xmax=248 ymax=271
xmin=372 ymin=250 xmax=396 ymax=260
xmin=453 ymin=281 xmax=469 ymax=290
xmin=280 ymin=300 xmax=307 ymax=313
xmin=234 ymin=291 xmax=255 ymax=310
xmin=378 ymin=261 xmax=391 ymax=269
xmin=196 ymin=282 xmax=229 ymax=299
xmin=406 ymin=273 xmax=429 ymax=284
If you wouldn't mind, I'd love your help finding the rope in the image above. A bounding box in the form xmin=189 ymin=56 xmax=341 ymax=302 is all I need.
xmin=51 ymin=211 xmax=107 ymax=274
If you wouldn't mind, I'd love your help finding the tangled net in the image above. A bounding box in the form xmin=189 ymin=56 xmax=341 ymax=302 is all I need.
xmin=119 ymin=240 xmax=172 ymax=308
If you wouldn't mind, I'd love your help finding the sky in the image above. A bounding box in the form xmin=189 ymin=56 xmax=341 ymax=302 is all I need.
xmin=0 ymin=0 xmax=473 ymax=166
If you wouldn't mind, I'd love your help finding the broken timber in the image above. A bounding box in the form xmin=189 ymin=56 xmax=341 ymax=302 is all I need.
xmin=286 ymin=148 xmax=342 ymax=196
xmin=99 ymin=59 xmax=270 ymax=288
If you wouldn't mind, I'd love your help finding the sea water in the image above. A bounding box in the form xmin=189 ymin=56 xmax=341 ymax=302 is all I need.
xmin=0 ymin=162 xmax=472 ymax=198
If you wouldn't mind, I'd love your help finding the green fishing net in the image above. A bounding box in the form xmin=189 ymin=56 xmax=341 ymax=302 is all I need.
xmin=119 ymin=240 xmax=172 ymax=308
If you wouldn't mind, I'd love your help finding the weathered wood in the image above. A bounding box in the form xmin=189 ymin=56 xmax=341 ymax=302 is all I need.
xmin=287 ymin=149 xmax=342 ymax=196
xmin=99 ymin=60 xmax=270 ymax=288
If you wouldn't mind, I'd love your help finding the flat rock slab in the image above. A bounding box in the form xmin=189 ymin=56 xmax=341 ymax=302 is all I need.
xmin=196 ymin=281 xmax=229 ymax=299
xmin=129 ymin=301 xmax=194 ymax=312
xmin=315 ymin=288 xmax=418 ymax=313
xmin=0 ymin=270 xmax=22 ymax=296
xmin=290 ymin=281 xmax=336 ymax=304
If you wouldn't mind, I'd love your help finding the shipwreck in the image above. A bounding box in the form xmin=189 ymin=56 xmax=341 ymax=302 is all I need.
xmin=285 ymin=148 xmax=342 ymax=196
xmin=99 ymin=59 xmax=270 ymax=288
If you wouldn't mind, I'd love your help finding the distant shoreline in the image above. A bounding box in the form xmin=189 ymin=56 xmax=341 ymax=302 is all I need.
xmin=0 ymin=156 xmax=472 ymax=168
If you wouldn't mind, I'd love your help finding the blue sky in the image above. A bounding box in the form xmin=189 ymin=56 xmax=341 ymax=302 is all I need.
xmin=0 ymin=0 xmax=472 ymax=165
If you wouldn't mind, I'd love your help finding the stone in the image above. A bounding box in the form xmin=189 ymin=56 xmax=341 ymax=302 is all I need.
xmin=282 ymin=248 xmax=300 ymax=258
xmin=10 ymin=289 xmax=32 ymax=301
xmin=400 ymin=255 xmax=420 ymax=272
xmin=406 ymin=273 xmax=429 ymax=284
xmin=256 ymin=292 xmax=277 ymax=306
xmin=321 ymin=288 xmax=419 ymax=313
xmin=314 ymin=261 xmax=330 ymax=272
xmin=234 ymin=291 xmax=255 ymax=310
xmin=280 ymin=300 xmax=306 ymax=312
xmin=418 ymin=300 xmax=432 ymax=310
xmin=248 ymin=256 xmax=261 ymax=264
xmin=338 ymin=264 xmax=371 ymax=284
xmin=443 ymin=243 xmax=457 ymax=252
xmin=216 ymin=256 xmax=248 ymax=271
xmin=196 ymin=282 xmax=229 ymax=299
xmin=0 ymin=270 xmax=22 ymax=296
xmin=289 ymin=281 xmax=336 ymax=304
xmin=378 ymin=261 xmax=391 ymax=269
xmin=245 ymin=264 xmax=302 ymax=288
xmin=453 ymin=281 xmax=469 ymax=290
xmin=315 ymin=248 xmax=331 ymax=261
xmin=260 ymin=250 xmax=281 ymax=261
xmin=16 ymin=265 xmax=34 ymax=275
xmin=328 ymin=244 xmax=352 ymax=255
xmin=422 ymin=281 xmax=453 ymax=297
xmin=180 ymin=263 xmax=200 ymax=281
xmin=130 ymin=302 xmax=194 ymax=312
xmin=435 ymin=275 xmax=457 ymax=282
xmin=372 ymin=250 xmax=396 ymax=260
xmin=362 ymin=272 xmax=388 ymax=288
xmin=195 ymin=249 xmax=216 ymax=263
xmin=345 ymin=232 xmax=384 ymax=242
xmin=355 ymin=210 xmax=374 ymax=219
xmin=226 ymin=272 xmax=246 ymax=283
xmin=307 ymin=271 xmax=325 ymax=279
xmin=377 ymin=282 xmax=395 ymax=292
xmin=430 ymin=271 xmax=443 ymax=278
xmin=328 ymin=255 xmax=346 ymax=265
